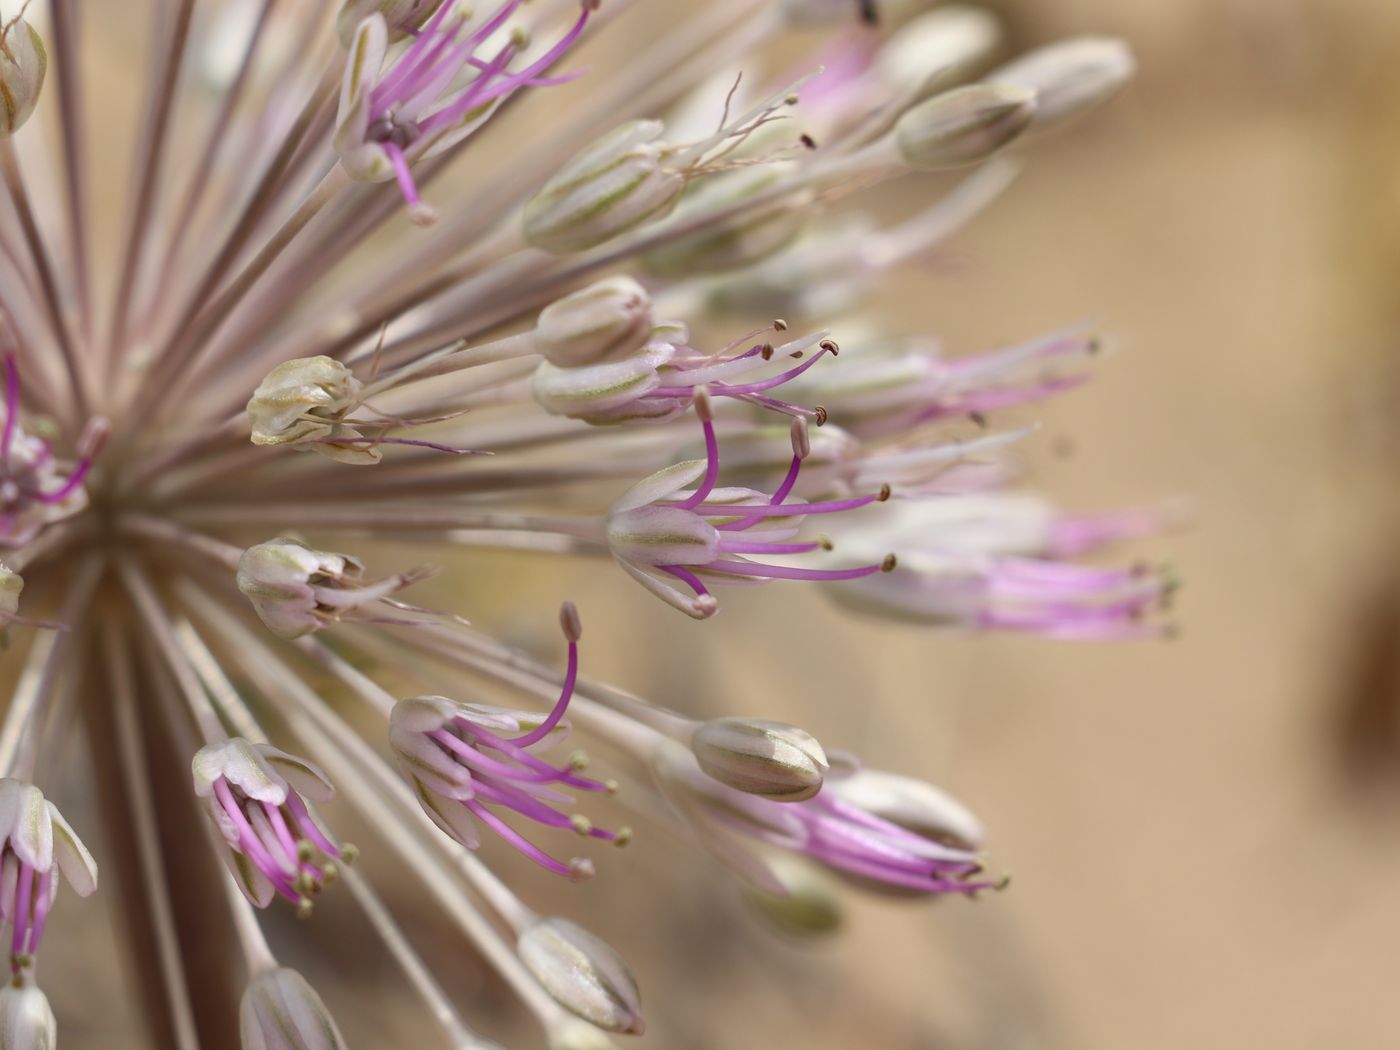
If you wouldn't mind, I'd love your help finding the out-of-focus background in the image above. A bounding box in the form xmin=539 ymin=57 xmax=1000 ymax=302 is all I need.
xmin=36 ymin=0 xmax=1400 ymax=1047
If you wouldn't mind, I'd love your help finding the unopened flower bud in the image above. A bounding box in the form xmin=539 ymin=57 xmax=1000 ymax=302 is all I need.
xmin=535 ymin=277 xmax=655 ymax=367
xmin=0 ymin=982 xmax=56 ymax=1050
xmin=691 ymin=717 xmax=829 ymax=801
xmin=237 ymin=539 xmax=422 ymax=638
xmin=985 ymin=37 xmax=1135 ymax=130
xmin=548 ymin=1020 xmax=621 ymax=1050
xmin=247 ymin=357 xmax=372 ymax=462
xmin=518 ymin=918 xmax=645 ymax=1035
xmin=744 ymin=855 xmax=843 ymax=935
xmin=642 ymin=164 xmax=809 ymax=278
xmin=240 ymin=967 xmax=348 ymax=1050
xmin=894 ymin=84 xmax=1036 ymax=171
xmin=877 ymin=7 xmax=1002 ymax=103
xmin=0 ymin=14 xmax=46 ymax=138
xmin=524 ymin=120 xmax=688 ymax=254
xmin=335 ymin=0 xmax=438 ymax=47
xmin=825 ymin=769 xmax=984 ymax=850
xmin=532 ymin=343 xmax=687 ymax=425
xmin=0 ymin=563 xmax=22 ymax=620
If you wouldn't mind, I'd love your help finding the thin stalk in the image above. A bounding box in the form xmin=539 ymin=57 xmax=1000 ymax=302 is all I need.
xmin=47 ymin=0 xmax=92 ymax=343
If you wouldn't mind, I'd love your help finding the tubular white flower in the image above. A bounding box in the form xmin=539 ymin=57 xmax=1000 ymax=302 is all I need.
xmin=985 ymin=37 xmax=1136 ymax=130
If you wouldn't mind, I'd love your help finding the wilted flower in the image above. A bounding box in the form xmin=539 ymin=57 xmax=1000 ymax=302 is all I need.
xmin=0 ymin=2 xmax=1157 ymax=1046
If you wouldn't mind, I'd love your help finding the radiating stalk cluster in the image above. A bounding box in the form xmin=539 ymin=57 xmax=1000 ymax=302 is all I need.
xmin=0 ymin=1 xmax=1163 ymax=1046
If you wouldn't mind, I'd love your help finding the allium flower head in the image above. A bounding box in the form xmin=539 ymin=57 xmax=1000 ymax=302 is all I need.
xmin=0 ymin=1 xmax=1161 ymax=1045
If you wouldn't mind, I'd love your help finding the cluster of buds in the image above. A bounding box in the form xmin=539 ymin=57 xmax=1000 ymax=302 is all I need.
xmin=236 ymin=538 xmax=430 ymax=639
xmin=0 ymin=8 xmax=45 ymax=138
xmin=336 ymin=1 xmax=595 ymax=223
xmin=821 ymin=494 xmax=1174 ymax=639
xmin=240 ymin=967 xmax=348 ymax=1050
xmin=247 ymin=355 xmax=481 ymax=464
xmin=523 ymin=77 xmax=815 ymax=255
xmin=0 ymin=356 xmax=105 ymax=548
xmin=0 ymin=779 xmax=97 ymax=977
xmin=654 ymin=743 xmax=996 ymax=896
xmin=192 ymin=739 xmax=348 ymax=914
xmin=390 ymin=604 xmax=627 ymax=879
xmin=605 ymin=396 xmax=894 ymax=618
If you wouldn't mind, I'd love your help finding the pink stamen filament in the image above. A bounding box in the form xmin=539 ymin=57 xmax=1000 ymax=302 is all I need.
xmin=703 ymin=559 xmax=884 ymax=583
xmin=10 ymin=862 xmax=33 ymax=959
xmin=676 ymin=416 xmax=720 ymax=511
xmin=2 ymin=354 xmax=18 ymax=462
xmin=514 ymin=634 xmax=578 ymax=747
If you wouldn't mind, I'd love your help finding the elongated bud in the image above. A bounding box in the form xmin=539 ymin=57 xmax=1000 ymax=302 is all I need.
xmin=240 ymin=968 xmax=348 ymax=1050
xmin=0 ymin=983 xmax=56 ymax=1050
xmin=0 ymin=563 xmax=22 ymax=620
xmin=877 ymin=7 xmax=1002 ymax=103
xmin=744 ymin=855 xmax=844 ymax=935
xmin=335 ymin=0 xmax=438 ymax=47
xmin=535 ymin=277 xmax=655 ymax=367
xmin=524 ymin=121 xmax=687 ymax=254
xmin=642 ymin=164 xmax=809 ymax=278
xmin=518 ymin=918 xmax=645 ymax=1035
xmin=0 ymin=14 xmax=46 ymax=138
xmin=825 ymin=769 xmax=983 ymax=850
xmin=894 ymin=84 xmax=1036 ymax=171
xmin=548 ymin=1020 xmax=622 ymax=1050
xmin=690 ymin=717 xmax=829 ymax=801
xmin=985 ymin=37 xmax=1135 ymax=130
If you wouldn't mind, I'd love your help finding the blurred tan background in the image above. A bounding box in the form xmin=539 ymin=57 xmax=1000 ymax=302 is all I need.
xmin=33 ymin=0 xmax=1400 ymax=1047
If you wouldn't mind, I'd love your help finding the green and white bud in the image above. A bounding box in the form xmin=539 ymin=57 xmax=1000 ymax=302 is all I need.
xmin=240 ymin=967 xmax=348 ymax=1050
xmin=518 ymin=918 xmax=645 ymax=1035
xmin=548 ymin=1020 xmax=621 ymax=1050
xmin=744 ymin=855 xmax=844 ymax=935
xmin=532 ymin=343 xmax=686 ymax=425
xmin=642 ymin=164 xmax=810 ymax=278
xmin=0 ymin=563 xmax=22 ymax=621
xmin=825 ymin=768 xmax=984 ymax=850
xmin=524 ymin=121 xmax=689 ymax=255
xmin=690 ymin=717 xmax=829 ymax=802
xmin=534 ymin=277 xmax=655 ymax=368
xmin=247 ymin=356 xmax=379 ymax=464
xmin=335 ymin=0 xmax=439 ymax=47
xmin=877 ymin=6 xmax=1002 ymax=103
xmin=893 ymin=84 xmax=1037 ymax=171
xmin=0 ymin=12 xmax=46 ymax=138
xmin=236 ymin=538 xmax=424 ymax=639
xmin=985 ymin=37 xmax=1135 ymax=131
xmin=0 ymin=982 xmax=56 ymax=1050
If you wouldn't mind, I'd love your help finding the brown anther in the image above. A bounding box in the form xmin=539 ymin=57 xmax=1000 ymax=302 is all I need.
xmin=614 ymin=827 xmax=634 ymax=848
xmin=813 ymin=405 xmax=828 ymax=426
xmin=800 ymin=133 xmax=817 ymax=150
xmin=857 ymin=0 xmax=878 ymax=25
xmin=560 ymin=600 xmax=583 ymax=642
xmin=784 ymin=94 xmax=799 ymax=106
xmin=773 ymin=318 xmax=788 ymax=331
xmin=968 ymin=411 xmax=988 ymax=429
xmin=790 ymin=350 xmax=804 ymax=359
xmin=760 ymin=343 xmax=775 ymax=361
xmin=817 ymin=535 xmax=834 ymax=551
xmin=881 ymin=553 xmax=897 ymax=573
xmin=1087 ymin=337 xmax=1102 ymax=354
xmin=877 ymin=483 xmax=892 ymax=501
xmin=819 ymin=339 xmax=838 ymax=355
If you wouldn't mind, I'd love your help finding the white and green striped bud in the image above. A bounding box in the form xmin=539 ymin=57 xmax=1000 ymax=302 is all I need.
xmin=335 ymin=0 xmax=439 ymax=47
xmin=985 ymin=37 xmax=1135 ymax=131
xmin=0 ymin=13 xmax=46 ymax=138
xmin=524 ymin=121 xmax=688 ymax=255
xmin=0 ymin=983 xmax=55 ymax=1050
xmin=642 ymin=163 xmax=809 ymax=278
xmin=518 ymin=918 xmax=645 ymax=1035
xmin=534 ymin=277 xmax=655 ymax=368
xmin=893 ymin=84 xmax=1037 ymax=171
xmin=531 ymin=343 xmax=686 ymax=425
xmin=877 ymin=6 xmax=1002 ymax=103
xmin=690 ymin=717 xmax=829 ymax=802
xmin=240 ymin=968 xmax=348 ymax=1050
